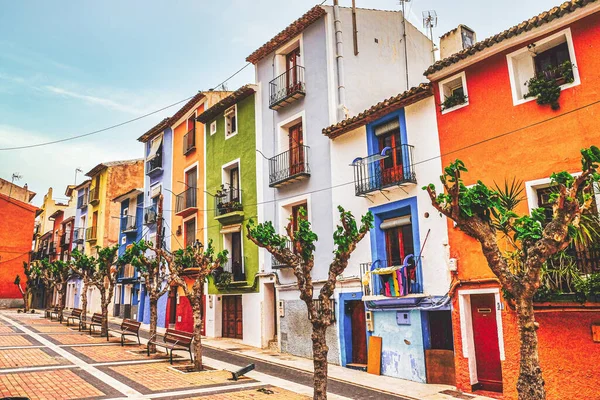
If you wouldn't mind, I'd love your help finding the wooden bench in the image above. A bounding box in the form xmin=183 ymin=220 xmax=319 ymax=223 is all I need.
xmin=49 ymin=307 xmax=63 ymax=322
xmin=147 ymin=328 xmax=194 ymax=364
xmin=45 ymin=306 xmax=58 ymax=319
xmin=108 ymin=318 xmax=141 ymax=346
xmin=87 ymin=313 xmax=105 ymax=337
xmin=66 ymin=308 xmax=83 ymax=330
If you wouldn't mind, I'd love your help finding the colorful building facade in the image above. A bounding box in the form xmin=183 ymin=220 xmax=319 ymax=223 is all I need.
xmin=425 ymin=2 xmax=600 ymax=398
xmin=198 ymin=85 xmax=263 ymax=346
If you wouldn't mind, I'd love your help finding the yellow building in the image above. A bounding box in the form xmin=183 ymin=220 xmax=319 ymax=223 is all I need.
xmin=84 ymin=159 xmax=144 ymax=255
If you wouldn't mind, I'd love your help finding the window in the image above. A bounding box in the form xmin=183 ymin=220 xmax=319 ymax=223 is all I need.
xmin=438 ymin=72 xmax=468 ymax=113
xmin=507 ymin=29 xmax=579 ymax=105
xmin=229 ymin=166 xmax=240 ymax=202
xmin=291 ymin=202 xmax=308 ymax=233
xmin=375 ymin=120 xmax=405 ymax=185
xmin=184 ymin=218 xmax=196 ymax=248
xmin=224 ymin=106 xmax=237 ymax=138
xmin=210 ymin=121 xmax=217 ymax=135
xmin=382 ymin=219 xmax=414 ymax=267
xmin=536 ymin=187 xmax=555 ymax=224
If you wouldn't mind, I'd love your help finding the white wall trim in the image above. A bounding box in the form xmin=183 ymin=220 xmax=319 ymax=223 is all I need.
xmin=458 ymin=287 xmax=505 ymax=386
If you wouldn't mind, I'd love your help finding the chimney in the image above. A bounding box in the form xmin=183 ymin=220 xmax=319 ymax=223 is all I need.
xmin=440 ymin=24 xmax=476 ymax=60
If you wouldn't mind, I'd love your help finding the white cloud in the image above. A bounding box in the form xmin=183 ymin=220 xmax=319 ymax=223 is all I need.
xmin=0 ymin=124 xmax=142 ymax=206
xmin=43 ymin=85 xmax=147 ymax=115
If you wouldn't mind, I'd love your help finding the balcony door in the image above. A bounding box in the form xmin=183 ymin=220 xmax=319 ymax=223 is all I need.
xmin=229 ymin=166 xmax=240 ymax=202
xmin=384 ymin=222 xmax=415 ymax=294
xmin=185 ymin=167 xmax=197 ymax=208
xmin=292 ymin=202 xmax=308 ymax=233
xmin=376 ymin=122 xmax=404 ymax=187
xmin=231 ymin=232 xmax=244 ymax=282
xmin=289 ymin=123 xmax=304 ymax=176
xmin=286 ymin=47 xmax=301 ymax=93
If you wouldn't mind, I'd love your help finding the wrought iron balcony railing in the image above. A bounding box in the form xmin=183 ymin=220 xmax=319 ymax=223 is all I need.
xmin=175 ymin=187 xmax=198 ymax=216
xmin=222 ymin=258 xmax=246 ymax=283
xmin=121 ymin=215 xmax=137 ymax=233
xmin=183 ymin=128 xmax=196 ymax=155
xmin=85 ymin=226 xmax=97 ymax=242
xmin=77 ymin=193 xmax=88 ymax=209
xmin=353 ymin=144 xmax=416 ymax=196
xmin=146 ymin=153 xmax=163 ymax=175
xmin=360 ymin=257 xmax=422 ymax=298
xmin=269 ymin=65 xmax=306 ymax=110
xmin=60 ymin=232 xmax=71 ymax=248
xmin=271 ymin=239 xmax=296 ymax=269
xmin=89 ymin=186 xmax=100 ymax=205
xmin=73 ymin=228 xmax=85 ymax=244
xmin=215 ymin=188 xmax=242 ymax=216
xmin=48 ymin=241 xmax=57 ymax=255
xmin=144 ymin=205 xmax=158 ymax=225
xmin=269 ymin=145 xmax=310 ymax=187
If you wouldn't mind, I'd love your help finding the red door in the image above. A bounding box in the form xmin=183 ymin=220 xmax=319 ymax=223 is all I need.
xmin=289 ymin=123 xmax=304 ymax=175
xmin=470 ymin=294 xmax=503 ymax=392
xmin=286 ymin=48 xmax=301 ymax=92
xmin=222 ymin=295 xmax=243 ymax=339
xmin=378 ymin=130 xmax=404 ymax=186
xmin=349 ymin=301 xmax=367 ymax=365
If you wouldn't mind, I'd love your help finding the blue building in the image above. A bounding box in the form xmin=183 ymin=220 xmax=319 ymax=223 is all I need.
xmin=326 ymin=85 xmax=455 ymax=383
xmin=112 ymin=188 xmax=144 ymax=320
xmin=136 ymin=118 xmax=173 ymax=327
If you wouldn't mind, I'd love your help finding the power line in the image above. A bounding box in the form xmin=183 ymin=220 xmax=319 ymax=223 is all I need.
xmin=0 ymin=65 xmax=253 ymax=152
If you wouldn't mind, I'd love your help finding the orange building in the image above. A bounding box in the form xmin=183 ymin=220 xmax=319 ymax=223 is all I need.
xmin=166 ymin=91 xmax=229 ymax=330
xmin=0 ymin=192 xmax=37 ymax=308
xmin=425 ymin=2 xmax=600 ymax=399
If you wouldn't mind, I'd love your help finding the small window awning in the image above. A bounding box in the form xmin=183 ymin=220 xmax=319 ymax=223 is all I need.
xmin=220 ymin=224 xmax=242 ymax=234
xmin=374 ymin=119 xmax=400 ymax=137
xmin=147 ymin=136 xmax=163 ymax=160
xmin=380 ymin=215 xmax=411 ymax=230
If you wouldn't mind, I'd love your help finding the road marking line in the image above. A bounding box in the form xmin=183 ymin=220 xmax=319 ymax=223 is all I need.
xmin=0 ymin=314 xmax=141 ymax=398
xmin=105 ymin=382 xmax=265 ymax=400
xmin=0 ymin=365 xmax=77 ymax=374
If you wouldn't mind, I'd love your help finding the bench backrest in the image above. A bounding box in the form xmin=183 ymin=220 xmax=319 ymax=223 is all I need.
xmin=121 ymin=318 xmax=141 ymax=332
xmin=164 ymin=328 xmax=194 ymax=346
xmin=91 ymin=313 xmax=103 ymax=324
xmin=71 ymin=308 xmax=83 ymax=317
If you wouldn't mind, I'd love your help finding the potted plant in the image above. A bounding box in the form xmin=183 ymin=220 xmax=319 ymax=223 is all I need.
xmin=440 ymin=92 xmax=468 ymax=111
xmin=524 ymin=60 xmax=575 ymax=110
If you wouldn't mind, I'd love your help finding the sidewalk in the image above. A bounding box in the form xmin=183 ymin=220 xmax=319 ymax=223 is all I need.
xmin=104 ymin=314 xmax=495 ymax=400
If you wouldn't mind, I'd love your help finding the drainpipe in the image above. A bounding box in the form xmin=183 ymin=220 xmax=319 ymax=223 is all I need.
xmin=333 ymin=0 xmax=348 ymax=121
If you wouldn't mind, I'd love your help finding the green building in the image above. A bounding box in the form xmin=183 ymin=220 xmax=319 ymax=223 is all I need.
xmin=197 ymin=85 xmax=262 ymax=343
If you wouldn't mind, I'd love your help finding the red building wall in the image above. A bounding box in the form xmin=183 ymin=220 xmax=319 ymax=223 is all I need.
xmin=432 ymin=11 xmax=600 ymax=400
xmin=0 ymin=194 xmax=36 ymax=304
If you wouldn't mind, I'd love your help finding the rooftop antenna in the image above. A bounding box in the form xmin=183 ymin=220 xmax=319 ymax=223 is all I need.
xmin=399 ymin=0 xmax=411 ymax=90
xmin=74 ymin=168 xmax=83 ymax=185
xmin=8 ymin=173 xmax=22 ymax=199
xmin=422 ymin=10 xmax=438 ymax=62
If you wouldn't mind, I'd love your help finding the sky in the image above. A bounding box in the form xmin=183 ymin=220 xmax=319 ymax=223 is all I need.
xmin=0 ymin=0 xmax=562 ymax=206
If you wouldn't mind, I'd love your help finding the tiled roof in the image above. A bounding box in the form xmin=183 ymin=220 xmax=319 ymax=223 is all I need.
xmin=322 ymin=83 xmax=433 ymax=139
xmin=424 ymin=0 xmax=598 ymax=76
xmin=197 ymin=85 xmax=256 ymax=124
xmin=246 ymin=5 xmax=327 ymax=64
xmin=85 ymin=159 xmax=143 ymax=178
xmin=138 ymin=118 xmax=169 ymax=143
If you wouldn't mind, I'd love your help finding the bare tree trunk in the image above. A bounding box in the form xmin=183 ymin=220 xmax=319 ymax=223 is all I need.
xmin=57 ymin=287 xmax=66 ymax=322
xmin=516 ymin=296 xmax=546 ymax=400
xmin=81 ymin=281 xmax=89 ymax=323
xmin=149 ymin=295 xmax=158 ymax=353
xmin=312 ymin=323 xmax=329 ymax=400
xmin=192 ymin=299 xmax=204 ymax=371
xmin=100 ymin=287 xmax=109 ymax=337
xmin=17 ymin=283 xmax=28 ymax=312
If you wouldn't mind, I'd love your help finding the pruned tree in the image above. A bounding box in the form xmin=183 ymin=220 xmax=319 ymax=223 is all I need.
xmin=161 ymin=240 xmax=227 ymax=371
xmin=123 ymin=240 xmax=171 ymax=352
xmin=16 ymin=261 xmax=36 ymax=312
xmin=71 ymin=249 xmax=97 ymax=325
xmin=247 ymin=206 xmax=373 ymax=400
xmin=38 ymin=259 xmax=72 ymax=321
xmin=424 ymin=147 xmax=600 ymax=400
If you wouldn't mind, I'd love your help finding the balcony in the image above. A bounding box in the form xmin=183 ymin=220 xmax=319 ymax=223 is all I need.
xmin=60 ymin=232 xmax=71 ymax=248
xmin=48 ymin=241 xmax=57 ymax=255
xmin=183 ymin=128 xmax=196 ymax=155
xmin=360 ymin=258 xmax=422 ymax=302
xmin=85 ymin=226 xmax=97 ymax=242
xmin=73 ymin=228 xmax=85 ymax=244
xmin=353 ymin=144 xmax=416 ymax=196
xmin=120 ymin=215 xmax=137 ymax=234
xmin=77 ymin=193 xmax=88 ymax=209
xmin=175 ymin=187 xmax=198 ymax=218
xmin=144 ymin=205 xmax=158 ymax=225
xmin=269 ymin=145 xmax=310 ymax=187
xmin=214 ymin=188 xmax=243 ymax=225
xmin=222 ymin=258 xmax=246 ymax=283
xmin=269 ymin=65 xmax=306 ymax=110
xmin=271 ymin=239 xmax=295 ymax=269
xmin=146 ymin=153 xmax=163 ymax=176
xmin=89 ymin=186 xmax=100 ymax=205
